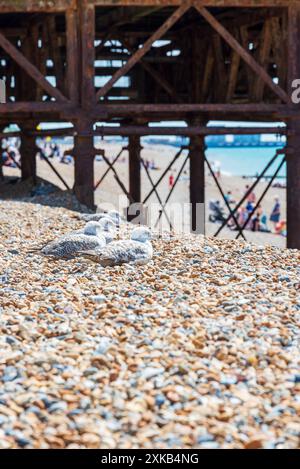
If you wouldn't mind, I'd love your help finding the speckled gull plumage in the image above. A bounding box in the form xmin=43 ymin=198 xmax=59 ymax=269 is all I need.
xmin=76 ymin=219 xmax=116 ymax=244
xmin=79 ymin=210 xmax=123 ymax=227
xmin=40 ymin=233 xmax=106 ymax=259
xmin=78 ymin=227 xmax=153 ymax=266
xmin=79 ymin=213 xmax=107 ymax=222
xmin=28 ymin=219 xmax=113 ymax=259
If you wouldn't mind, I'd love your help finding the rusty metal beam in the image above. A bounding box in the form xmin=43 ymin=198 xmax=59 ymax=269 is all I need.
xmin=0 ymin=1 xmax=294 ymax=12
xmin=97 ymin=103 xmax=288 ymax=116
xmin=73 ymin=119 xmax=95 ymax=209
xmin=121 ymin=37 xmax=183 ymax=103
xmin=0 ymin=102 xmax=72 ymax=113
xmin=20 ymin=122 xmax=37 ymax=183
xmin=189 ymin=134 xmax=205 ymax=234
xmin=89 ymin=1 xmax=295 ymax=5
xmin=66 ymin=9 xmax=80 ymax=103
xmin=40 ymin=153 xmax=71 ymax=191
xmin=0 ymin=32 xmax=68 ymax=102
xmin=287 ymin=4 xmax=300 ymax=249
xmin=80 ymin=2 xmax=95 ymax=109
xmin=94 ymin=146 xmax=126 ymax=190
xmin=96 ymin=3 xmax=190 ymax=100
xmin=194 ymin=6 xmax=289 ymax=103
xmin=143 ymin=147 xmax=184 ymax=204
xmin=252 ymin=19 xmax=273 ymax=101
xmin=0 ymin=1 xmax=75 ymax=12
xmin=214 ymin=150 xmax=283 ymax=237
xmin=128 ymin=135 xmax=141 ymax=203
xmin=94 ymin=125 xmax=286 ymax=136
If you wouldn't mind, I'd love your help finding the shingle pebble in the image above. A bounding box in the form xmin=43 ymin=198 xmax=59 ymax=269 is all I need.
xmin=0 ymin=200 xmax=299 ymax=449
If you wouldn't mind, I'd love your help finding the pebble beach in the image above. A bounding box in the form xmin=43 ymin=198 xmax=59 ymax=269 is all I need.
xmin=0 ymin=197 xmax=299 ymax=449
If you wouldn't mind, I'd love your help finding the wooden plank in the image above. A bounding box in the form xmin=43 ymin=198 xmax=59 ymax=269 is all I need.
xmin=226 ymin=49 xmax=240 ymax=102
xmin=191 ymin=28 xmax=202 ymax=103
xmin=35 ymin=22 xmax=48 ymax=100
xmin=0 ymin=31 xmax=68 ymax=102
xmin=96 ymin=3 xmax=190 ymax=100
xmin=121 ymin=38 xmax=182 ymax=103
xmin=212 ymin=34 xmax=227 ymax=102
xmin=200 ymin=43 xmax=214 ymax=102
xmin=66 ymin=8 xmax=79 ymax=102
xmin=239 ymin=25 xmax=252 ymax=95
xmin=226 ymin=28 xmax=241 ymax=102
xmin=270 ymin=16 xmax=286 ymax=90
xmin=20 ymin=32 xmax=36 ymax=100
xmin=47 ymin=16 xmax=65 ymax=96
xmin=195 ymin=6 xmax=289 ymax=103
xmin=30 ymin=22 xmax=42 ymax=101
xmin=252 ymin=19 xmax=273 ymax=101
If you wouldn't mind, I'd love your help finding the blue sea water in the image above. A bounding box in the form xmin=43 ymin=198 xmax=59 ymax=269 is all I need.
xmin=205 ymin=146 xmax=286 ymax=178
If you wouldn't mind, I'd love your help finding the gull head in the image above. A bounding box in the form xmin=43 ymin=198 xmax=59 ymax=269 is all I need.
xmin=98 ymin=217 xmax=116 ymax=233
xmin=108 ymin=210 xmax=122 ymax=226
xmin=131 ymin=226 xmax=152 ymax=243
xmin=83 ymin=221 xmax=103 ymax=237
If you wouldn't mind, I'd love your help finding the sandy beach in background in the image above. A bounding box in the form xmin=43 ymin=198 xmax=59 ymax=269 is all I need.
xmin=2 ymin=142 xmax=286 ymax=248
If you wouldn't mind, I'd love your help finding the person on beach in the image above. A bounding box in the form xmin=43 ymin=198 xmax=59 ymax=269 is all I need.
xmin=237 ymin=206 xmax=248 ymax=228
xmin=245 ymin=184 xmax=256 ymax=204
xmin=260 ymin=213 xmax=270 ymax=232
xmin=275 ymin=219 xmax=287 ymax=237
xmin=246 ymin=200 xmax=254 ymax=214
xmin=169 ymin=173 xmax=174 ymax=189
xmin=215 ymin=161 xmax=221 ymax=179
xmin=270 ymin=197 xmax=281 ymax=231
xmin=252 ymin=212 xmax=260 ymax=232
xmin=224 ymin=190 xmax=235 ymax=205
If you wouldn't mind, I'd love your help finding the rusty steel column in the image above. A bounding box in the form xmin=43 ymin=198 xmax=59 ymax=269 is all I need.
xmin=0 ymin=126 xmax=4 ymax=180
xmin=128 ymin=135 xmax=142 ymax=204
xmin=287 ymin=5 xmax=300 ymax=249
xmin=72 ymin=2 xmax=95 ymax=209
xmin=286 ymin=123 xmax=300 ymax=249
xmin=73 ymin=119 xmax=95 ymax=209
xmin=20 ymin=122 xmax=37 ymax=183
xmin=189 ymin=134 xmax=206 ymax=234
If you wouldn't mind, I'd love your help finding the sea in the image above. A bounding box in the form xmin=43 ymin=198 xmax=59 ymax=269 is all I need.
xmin=205 ymin=146 xmax=286 ymax=178
xmin=38 ymin=135 xmax=287 ymax=179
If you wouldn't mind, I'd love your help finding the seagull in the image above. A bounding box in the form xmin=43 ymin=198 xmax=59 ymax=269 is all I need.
xmin=107 ymin=210 xmax=123 ymax=227
xmin=78 ymin=226 xmax=153 ymax=266
xmin=79 ymin=210 xmax=123 ymax=227
xmin=91 ymin=217 xmax=116 ymax=244
xmin=29 ymin=222 xmax=106 ymax=259
xmin=76 ymin=218 xmax=116 ymax=243
xmin=79 ymin=212 xmax=107 ymax=223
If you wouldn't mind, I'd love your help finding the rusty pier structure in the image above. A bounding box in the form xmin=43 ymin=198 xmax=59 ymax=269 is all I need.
xmin=0 ymin=1 xmax=299 ymax=247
